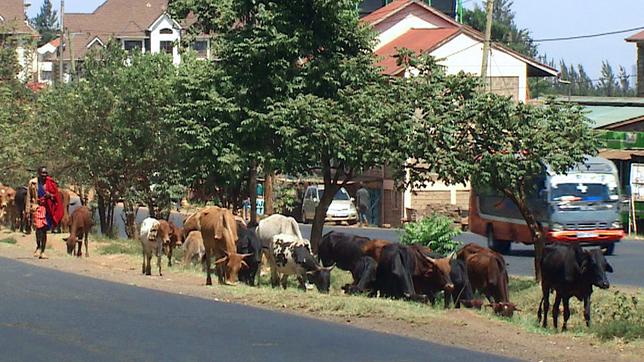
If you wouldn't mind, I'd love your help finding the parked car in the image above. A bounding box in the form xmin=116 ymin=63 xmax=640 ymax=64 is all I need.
xmin=302 ymin=185 xmax=358 ymax=224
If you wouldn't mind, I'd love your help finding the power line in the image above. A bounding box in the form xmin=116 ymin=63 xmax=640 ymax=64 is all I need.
xmin=530 ymin=26 xmax=644 ymax=43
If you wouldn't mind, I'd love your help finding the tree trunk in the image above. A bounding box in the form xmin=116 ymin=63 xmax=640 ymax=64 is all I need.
xmin=510 ymin=195 xmax=545 ymax=282
xmin=98 ymin=191 xmax=108 ymax=235
xmin=265 ymin=171 xmax=274 ymax=215
xmin=249 ymin=159 xmax=258 ymax=224
xmin=147 ymin=197 xmax=157 ymax=220
xmin=106 ymin=198 xmax=115 ymax=238
xmin=310 ymin=183 xmax=340 ymax=255
xmin=122 ymin=200 xmax=138 ymax=239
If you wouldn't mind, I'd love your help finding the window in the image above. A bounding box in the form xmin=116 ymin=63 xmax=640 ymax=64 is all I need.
xmin=123 ymin=40 xmax=143 ymax=53
xmin=192 ymin=40 xmax=208 ymax=58
xmin=159 ymin=28 xmax=173 ymax=35
xmin=160 ymin=41 xmax=174 ymax=55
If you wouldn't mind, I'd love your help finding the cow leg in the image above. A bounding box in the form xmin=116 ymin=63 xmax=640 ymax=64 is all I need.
xmin=84 ymin=233 xmax=89 ymax=257
xmin=553 ymin=293 xmax=561 ymax=330
xmin=562 ymin=297 xmax=571 ymax=332
xmin=142 ymin=250 xmax=146 ymax=274
xmin=583 ymin=296 xmax=591 ymax=328
xmin=541 ymin=287 xmax=550 ymax=328
xmin=296 ymin=274 xmax=307 ymax=291
xmin=281 ymin=274 xmax=289 ymax=290
xmin=167 ymin=244 xmax=173 ymax=267
xmin=76 ymin=241 xmax=82 ymax=257
xmin=146 ymin=254 xmax=152 ymax=276
xmin=157 ymin=243 xmax=163 ymax=276
xmin=205 ymin=253 xmax=213 ymax=286
xmin=269 ymin=257 xmax=279 ymax=288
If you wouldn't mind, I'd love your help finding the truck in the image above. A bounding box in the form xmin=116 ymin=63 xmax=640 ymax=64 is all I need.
xmin=469 ymin=156 xmax=624 ymax=255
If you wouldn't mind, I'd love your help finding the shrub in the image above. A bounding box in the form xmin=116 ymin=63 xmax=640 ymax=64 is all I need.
xmin=400 ymin=214 xmax=461 ymax=255
xmin=591 ymin=290 xmax=644 ymax=341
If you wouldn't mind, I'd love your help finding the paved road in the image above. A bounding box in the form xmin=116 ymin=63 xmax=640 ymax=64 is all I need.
xmin=300 ymin=225 xmax=644 ymax=288
xmin=0 ymin=258 xmax=510 ymax=362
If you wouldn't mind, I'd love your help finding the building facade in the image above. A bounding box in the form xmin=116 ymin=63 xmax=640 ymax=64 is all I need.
xmin=0 ymin=0 xmax=38 ymax=81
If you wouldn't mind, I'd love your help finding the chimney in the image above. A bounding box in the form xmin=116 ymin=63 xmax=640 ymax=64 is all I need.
xmin=639 ymin=44 xmax=644 ymax=97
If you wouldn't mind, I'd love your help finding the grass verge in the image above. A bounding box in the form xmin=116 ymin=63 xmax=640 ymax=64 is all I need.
xmin=0 ymin=237 xmax=17 ymax=245
xmin=98 ymin=238 xmax=141 ymax=255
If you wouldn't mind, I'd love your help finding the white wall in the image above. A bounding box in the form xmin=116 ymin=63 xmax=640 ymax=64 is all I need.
xmin=375 ymin=13 xmax=437 ymax=50
xmin=430 ymin=33 xmax=528 ymax=102
xmin=149 ymin=15 xmax=181 ymax=64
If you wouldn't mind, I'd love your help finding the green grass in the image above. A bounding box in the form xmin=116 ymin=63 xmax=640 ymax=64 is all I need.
xmin=0 ymin=237 xmax=17 ymax=244
xmin=98 ymin=238 xmax=141 ymax=255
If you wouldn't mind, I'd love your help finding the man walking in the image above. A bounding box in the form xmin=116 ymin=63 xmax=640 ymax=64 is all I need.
xmin=28 ymin=167 xmax=63 ymax=258
xmin=356 ymin=182 xmax=370 ymax=227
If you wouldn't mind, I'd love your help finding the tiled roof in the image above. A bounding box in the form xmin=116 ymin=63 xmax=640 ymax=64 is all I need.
xmin=375 ymin=28 xmax=460 ymax=75
xmin=626 ymin=30 xmax=644 ymax=42
xmin=62 ymin=0 xmax=171 ymax=59
xmin=362 ymin=0 xmax=412 ymax=25
xmin=0 ymin=0 xmax=37 ymax=35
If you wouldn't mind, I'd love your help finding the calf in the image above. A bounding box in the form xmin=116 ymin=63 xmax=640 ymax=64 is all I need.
xmin=425 ymin=250 xmax=476 ymax=309
xmin=236 ymin=221 xmax=262 ymax=286
xmin=63 ymin=206 xmax=93 ymax=257
xmin=539 ymin=244 xmax=613 ymax=331
xmin=458 ymin=243 xmax=517 ymax=316
xmin=269 ymin=234 xmax=334 ymax=293
xmin=163 ymin=221 xmax=183 ymax=267
xmin=139 ymin=218 xmax=170 ymax=276
xmin=14 ymin=186 xmax=30 ymax=233
xmin=0 ymin=186 xmax=16 ymax=229
xmin=182 ymin=231 xmax=206 ymax=269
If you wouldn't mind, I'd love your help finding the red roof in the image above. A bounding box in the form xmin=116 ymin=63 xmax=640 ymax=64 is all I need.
xmin=362 ymin=0 xmax=411 ymax=25
xmin=375 ymin=28 xmax=460 ymax=75
xmin=626 ymin=30 xmax=644 ymax=42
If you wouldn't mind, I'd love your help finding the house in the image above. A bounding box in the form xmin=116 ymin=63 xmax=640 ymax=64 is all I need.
xmin=39 ymin=0 xmax=209 ymax=83
xmin=361 ymin=0 xmax=559 ymax=221
xmin=0 ymin=0 xmax=38 ymax=81
xmin=360 ymin=0 xmax=462 ymax=19
xmin=626 ymin=30 xmax=644 ymax=97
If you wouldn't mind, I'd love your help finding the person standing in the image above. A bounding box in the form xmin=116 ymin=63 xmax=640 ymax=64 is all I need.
xmin=28 ymin=167 xmax=63 ymax=258
xmin=356 ymin=183 xmax=371 ymax=227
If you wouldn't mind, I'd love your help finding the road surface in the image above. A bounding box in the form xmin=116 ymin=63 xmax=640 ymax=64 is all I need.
xmin=0 ymin=257 xmax=511 ymax=362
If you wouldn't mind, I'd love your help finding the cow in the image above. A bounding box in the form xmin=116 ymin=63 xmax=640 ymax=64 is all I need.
xmin=424 ymin=250 xmax=476 ymax=309
xmin=0 ymin=186 xmax=16 ymax=229
xmin=256 ymin=213 xmax=304 ymax=251
xmin=14 ymin=186 xmax=30 ymax=233
xmin=53 ymin=189 xmax=71 ymax=234
xmin=139 ymin=217 xmax=170 ymax=276
xmin=182 ymin=207 xmax=250 ymax=286
xmin=374 ymin=243 xmax=454 ymax=303
xmin=63 ymin=206 xmax=93 ymax=257
xmin=182 ymin=230 xmax=206 ymax=269
xmin=457 ymin=243 xmax=517 ymax=317
xmin=538 ymin=244 xmax=613 ymax=331
xmin=269 ymin=233 xmax=334 ymax=293
xmin=318 ymin=231 xmax=387 ymax=295
xmin=163 ymin=221 xmax=183 ymax=267
xmin=236 ymin=221 xmax=262 ymax=286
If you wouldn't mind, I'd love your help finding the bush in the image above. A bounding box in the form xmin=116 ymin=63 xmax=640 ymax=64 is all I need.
xmin=594 ymin=320 xmax=644 ymax=341
xmin=400 ymin=214 xmax=461 ymax=255
xmin=591 ymin=290 xmax=644 ymax=341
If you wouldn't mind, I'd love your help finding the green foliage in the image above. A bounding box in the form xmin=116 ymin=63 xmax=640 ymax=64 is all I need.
xmin=98 ymin=239 xmax=141 ymax=255
xmin=400 ymin=215 xmax=462 ymax=255
xmin=592 ymin=290 xmax=644 ymax=341
xmin=0 ymin=237 xmax=17 ymax=245
xmin=273 ymin=182 xmax=298 ymax=214
xmin=31 ymin=0 xmax=59 ymax=46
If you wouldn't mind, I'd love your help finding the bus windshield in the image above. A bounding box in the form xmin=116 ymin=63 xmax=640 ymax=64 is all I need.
xmin=550 ymin=183 xmax=616 ymax=202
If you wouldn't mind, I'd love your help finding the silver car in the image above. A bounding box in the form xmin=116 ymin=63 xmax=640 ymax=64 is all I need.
xmin=302 ymin=185 xmax=358 ymax=224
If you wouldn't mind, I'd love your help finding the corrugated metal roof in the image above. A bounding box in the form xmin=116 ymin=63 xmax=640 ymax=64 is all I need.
xmin=585 ymin=105 xmax=644 ymax=129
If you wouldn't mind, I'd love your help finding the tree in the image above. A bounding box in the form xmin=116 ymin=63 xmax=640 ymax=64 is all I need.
xmin=617 ymin=65 xmax=633 ymax=96
xmin=598 ymin=60 xmax=617 ymax=97
xmin=463 ymin=0 xmax=537 ymax=58
xmin=31 ymin=0 xmax=59 ymax=46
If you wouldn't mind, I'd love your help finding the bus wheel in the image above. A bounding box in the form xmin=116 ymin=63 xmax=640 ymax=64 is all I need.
xmin=487 ymin=226 xmax=511 ymax=254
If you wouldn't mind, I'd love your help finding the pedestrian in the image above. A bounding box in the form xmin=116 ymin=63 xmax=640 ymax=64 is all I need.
xmin=242 ymin=196 xmax=251 ymax=222
xmin=29 ymin=167 xmax=64 ymax=259
xmin=356 ymin=182 xmax=370 ymax=227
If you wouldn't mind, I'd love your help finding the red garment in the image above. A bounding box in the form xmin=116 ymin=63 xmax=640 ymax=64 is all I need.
xmin=34 ymin=205 xmax=47 ymax=229
xmin=44 ymin=177 xmax=63 ymax=227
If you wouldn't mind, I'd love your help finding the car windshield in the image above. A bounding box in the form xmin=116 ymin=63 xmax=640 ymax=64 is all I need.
xmin=550 ymin=183 xmax=616 ymax=202
xmin=318 ymin=188 xmax=350 ymax=201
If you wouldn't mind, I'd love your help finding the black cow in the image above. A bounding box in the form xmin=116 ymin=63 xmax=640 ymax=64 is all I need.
xmin=236 ymin=222 xmax=263 ymax=286
xmin=538 ymin=244 xmax=613 ymax=331
xmin=319 ymin=231 xmax=380 ymax=295
xmin=427 ymin=252 xmax=476 ymax=309
xmin=14 ymin=186 xmax=30 ymax=234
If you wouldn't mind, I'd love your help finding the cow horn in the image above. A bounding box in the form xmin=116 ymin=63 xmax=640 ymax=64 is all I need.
xmin=215 ymin=256 xmax=228 ymax=265
xmin=223 ymin=250 xmax=230 ymax=256
xmin=306 ymin=270 xmax=317 ymax=275
xmin=424 ymin=255 xmax=436 ymax=264
xmin=601 ymin=247 xmax=608 ymax=254
xmin=324 ymin=264 xmax=336 ymax=272
xmin=241 ymin=253 xmax=253 ymax=258
xmin=448 ymin=251 xmax=457 ymax=260
xmin=241 ymin=260 xmax=249 ymax=269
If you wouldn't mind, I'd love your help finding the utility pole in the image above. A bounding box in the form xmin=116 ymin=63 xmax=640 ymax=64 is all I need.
xmin=480 ymin=0 xmax=494 ymax=85
xmin=67 ymin=30 xmax=75 ymax=81
xmin=58 ymin=0 xmax=65 ymax=83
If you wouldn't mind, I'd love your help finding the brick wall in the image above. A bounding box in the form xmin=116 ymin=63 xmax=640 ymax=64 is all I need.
xmin=487 ymin=76 xmax=520 ymax=101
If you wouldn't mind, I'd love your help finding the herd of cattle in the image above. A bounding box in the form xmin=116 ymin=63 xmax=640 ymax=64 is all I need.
xmin=0 ymin=186 xmax=615 ymax=331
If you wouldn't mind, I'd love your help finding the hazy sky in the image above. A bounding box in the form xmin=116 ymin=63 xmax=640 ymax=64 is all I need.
xmin=26 ymin=0 xmax=643 ymax=79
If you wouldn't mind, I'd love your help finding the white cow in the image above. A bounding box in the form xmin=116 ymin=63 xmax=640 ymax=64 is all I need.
xmin=256 ymin=214 xmax=305 ymax=250
xmin=139 ymin=217 xmax=170 ymax=276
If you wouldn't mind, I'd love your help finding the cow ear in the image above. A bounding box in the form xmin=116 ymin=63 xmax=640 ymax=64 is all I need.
xmin=605 ymin=262 xmax=614 ymax=273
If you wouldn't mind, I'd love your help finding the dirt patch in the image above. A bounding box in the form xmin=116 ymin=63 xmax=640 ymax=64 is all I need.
xmin=0 ymin=230 xmax=642 ymax=361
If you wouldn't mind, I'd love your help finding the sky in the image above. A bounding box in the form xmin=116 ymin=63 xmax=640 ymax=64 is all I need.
xmin=25 ymin=0 xmax=644 ymax=79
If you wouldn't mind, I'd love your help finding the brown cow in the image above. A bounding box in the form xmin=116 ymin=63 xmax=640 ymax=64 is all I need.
xmin=182 ymin=231 xmax=206 ymax=268
xmin=0 ymin=186 xmax=16 ymax=229
xmin=182 ymin=207 xmax=250 ymax=286
xmin=63 ymin=206 xmax=93 ymax=257
xmin=457 ymin=243 xmax=518 ymax=317
xmin=57 ymin=189 xmax=71 ymax=233
xmin=161 ymin=221 xmax=183 ymax=267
